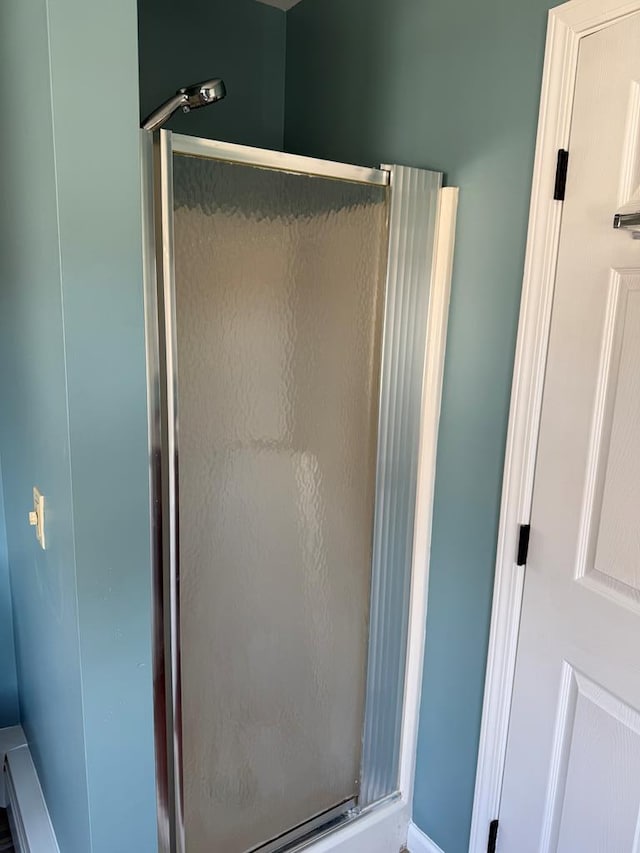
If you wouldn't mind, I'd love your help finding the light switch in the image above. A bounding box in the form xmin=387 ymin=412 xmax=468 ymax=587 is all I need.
xmin=28 ymin=487 xmax=46 ymax=549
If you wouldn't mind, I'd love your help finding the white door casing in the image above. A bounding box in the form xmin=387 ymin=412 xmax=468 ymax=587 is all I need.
xmin=500 ymin=9 xmax=640 ymax=850
xmin=470 ymin=1 xmax=640 ymax=851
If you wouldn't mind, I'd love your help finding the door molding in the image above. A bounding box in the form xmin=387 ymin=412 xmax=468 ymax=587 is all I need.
xmin=468 ymin=1 xmax=640 ymax=850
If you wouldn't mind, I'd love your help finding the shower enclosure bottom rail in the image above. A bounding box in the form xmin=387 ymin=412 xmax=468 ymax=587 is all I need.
xmin=249 ymin=797 xmax=357 ymax=853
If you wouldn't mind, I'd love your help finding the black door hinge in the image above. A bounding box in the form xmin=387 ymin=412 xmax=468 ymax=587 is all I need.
xmin=554 ymin=149 xmax=569 ymax=200
xmin=516 ymin=524 xmax=530 ymax=566
xmin=487 ymin=819 xmax=499 ymax=853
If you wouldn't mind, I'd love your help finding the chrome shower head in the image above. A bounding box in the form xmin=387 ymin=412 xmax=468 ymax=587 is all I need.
xmin=141 ymin=78 xmax=226 ymax=132
xmin=182 ymin=78 xmax=226 ymax=111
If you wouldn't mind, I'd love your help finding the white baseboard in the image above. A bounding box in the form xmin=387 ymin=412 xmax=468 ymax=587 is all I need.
xmin=5 ymin=745 xmax=60 ymax=853
xmin=0 ymin=726 xmax=59 ymax=853
xmin=407 ymin=821 xmax=445 ymax=853
xmin=0 ymin=726 xmax=26 ymax=807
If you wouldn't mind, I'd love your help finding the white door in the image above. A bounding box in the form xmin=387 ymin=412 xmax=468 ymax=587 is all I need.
xmin=499 ymin=11 xmax=640 ymax=852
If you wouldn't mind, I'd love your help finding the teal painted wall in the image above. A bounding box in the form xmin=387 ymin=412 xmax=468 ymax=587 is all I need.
xmin=285 ymin=2 xmax=555 ymax=850
xmin=0 ymin=455 xmax=19 ymax=728
xmin=46 ymin=0 xmax=158 ymax=849
xmin=138 ymin=0 xmax=286 ymax=148
xmin=0 ymin=2 xmax=92 ymax=849
xmin=0 ymin=0 xmax=156 ymax=850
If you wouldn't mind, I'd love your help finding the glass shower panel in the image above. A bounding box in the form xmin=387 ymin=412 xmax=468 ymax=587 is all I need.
xmin=171 ymin=154 xmax=389 ymax=853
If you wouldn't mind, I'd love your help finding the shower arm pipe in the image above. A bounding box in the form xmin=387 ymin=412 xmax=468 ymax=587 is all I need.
xmin=142 ymin=93 xmax=188 ymax=133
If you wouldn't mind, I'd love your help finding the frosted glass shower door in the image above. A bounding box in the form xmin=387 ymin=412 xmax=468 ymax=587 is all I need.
xmin=170 ymin=148 xmax=389 ymax=852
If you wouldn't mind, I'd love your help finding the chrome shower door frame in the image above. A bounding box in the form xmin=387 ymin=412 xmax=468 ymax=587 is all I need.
xmin=141 ymin=129 xmax=446 ymax=853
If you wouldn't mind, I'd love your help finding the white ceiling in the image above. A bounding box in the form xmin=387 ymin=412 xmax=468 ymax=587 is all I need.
xmin=255 ymin=0 xmax=304 ymax=10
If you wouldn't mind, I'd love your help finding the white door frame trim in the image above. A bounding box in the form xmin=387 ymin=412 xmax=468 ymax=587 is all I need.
xmin=468 ymin=1 xmax=640 ymax=850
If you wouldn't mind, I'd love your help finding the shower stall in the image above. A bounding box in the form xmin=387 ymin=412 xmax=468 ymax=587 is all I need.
xmin=141 ymin=129 xmax=456 ymax=853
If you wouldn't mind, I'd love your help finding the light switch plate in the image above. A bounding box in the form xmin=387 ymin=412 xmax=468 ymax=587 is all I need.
xmin=30 ymin=487 xmax=45 ymax=549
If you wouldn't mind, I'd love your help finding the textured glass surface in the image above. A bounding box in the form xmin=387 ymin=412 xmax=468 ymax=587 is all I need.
xmin=361 ymin=166 xmax=442 ymax=805
xmin=172 ymin=153 xmax=388 ymax=853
